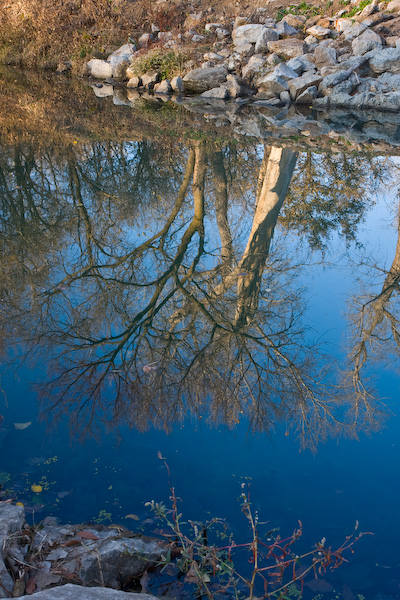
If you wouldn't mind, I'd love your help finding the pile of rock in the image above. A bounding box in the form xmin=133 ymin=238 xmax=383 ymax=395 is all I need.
xmin=0 ymin=503 xmax=167 ymax=598
xmin=84 ymin=0 xmax=400 ymax=112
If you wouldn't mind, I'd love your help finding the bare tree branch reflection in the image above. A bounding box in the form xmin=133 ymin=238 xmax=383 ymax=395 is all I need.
xmin=0 ymin=137 xmax=388 ymax=449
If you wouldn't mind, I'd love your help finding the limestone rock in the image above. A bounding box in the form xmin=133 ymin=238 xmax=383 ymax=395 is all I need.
xmin=335 ymin=18 xmax=354 ymax=32
xmin=221 ymin=74 xmax=244 ymax=97
xmin=267 ymin=38 xmax=308 ymax=58
xmin=314 ymin=45 xmax=337 ymax=67
xmin=242 ymin=55 xmax=269 ymax=79
xmin=205 ymin=22 xmax=223 ymax=32
xmin=201 ymin=86 xmax=229 ymax=98
xmin=234 ymin=16 xmax=249 ymax=28
xmin=171 ymin=75 xmax=184 ymax=92
xmin=283 ymin=14 xmax=306 ymax=27
xmin=296 ymin=85 xmax=317 ymax=103
xmin=257 ymin=72 xmax=289 ymax=95
xmin=138 ymin=33 xmax=152 ymax=48
xmin=86 ymin=59 xmax=112 ymax=79
xmin=368 ymin=46 xmax=400 ymax=73
xmin=216 ymin=28 xmax=230 ymax=39
xmin=183 ymin=66 xmax=228 ymax=92
xmin=17 ymin=583 xmax=159 ymax=599
xmin=141 ymin=71 xmax=161 ymax=88
xmin=107 ymin=44 xmax=136 ymax=79
xmin=127 ymin=76 xmax=141 ymax=88
xmin=275 ymin=20 xmax=298 ymax=37
xmin=351 ymin=29 xmax=382 ymax=54
xmin=289 ymin=71 xmax=322 ymax=99
xmin=287 ymin=55 xmax=316 ymax=73
xmin=232 ymin=24 xmax=278 ymax=48
xmin=273 ymin=62 xmax=299 ymax=80
xmin=306 ymin=25 xmax=331 ymax=38
xmin=319 ymin=72 xmax=359 ymax=95
xmin=387 ymin=0 xmax=400 ymax=11
xmin=342 ymin=22 xmax=368 ymax=41
xmin=157 ymin=31 xmax=173 ymax=42
xmin=154 ymin=79 xmax=173 ymax=94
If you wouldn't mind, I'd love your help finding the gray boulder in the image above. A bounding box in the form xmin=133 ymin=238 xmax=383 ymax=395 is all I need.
xmin=342 ymin=22 xmax=367 ymax=41
xmin=368 ymin=47 xmax=400 ymax=73
xmin=296 ymin=85 xmax=317 ymax=103
xmin=183 ymin=66 xmax=228 ymax=92
xmin=221 ymin=74 xmax=244 ymax=97
xmin=141 ymin=71 xmax=161 ymax=88
xmin=242 ymin=55 xmax=270 ymax=79
xmin=267 ymin=39 xmax=308 ymax=58
xmin=171 ymin=75 xmax=184 ymax=92
xmin=154 ymin=79 xmax=173 ymax=94
xmin=107 ymin=44 xmax=136 ymax=79
xmin=351 ymin=29 xmax=382 ymax=55
xmin=314 ymin=45 xmax=337 ymax=67
xmin=17 ymin=584 xmax=158 ymax=599
xmin=287 ymin=55 xmax=316 ymax=73
xmin=275 ymin=20 xmax=298 ymax=37
xmin=232 ymin=24 xmax=278 ymax=48
xmin=127 ymin=76 xmax=141 ymax=88
xmin=273 ymin=62 xmax=299 ymax=80
xmin=257 ymin=72 xmax=290 ymax=95
xmin=289 ymin=71 xmax=322 ymax=99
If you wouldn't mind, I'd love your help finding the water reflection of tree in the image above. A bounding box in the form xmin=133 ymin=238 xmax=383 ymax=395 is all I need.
xmin=0 ymin=137 xmax=388 ymax=447
xmin=347 ymin=195 xmax=400 ymax=425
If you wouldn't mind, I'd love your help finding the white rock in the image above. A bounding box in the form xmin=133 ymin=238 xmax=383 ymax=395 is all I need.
xmin=289 ymin=71 xmax=322 ymax=99
xmin=86 ymin=59 xmax=112 ymax=79
xmin=306 ymin=25 xmax=331 ymax=38
xmin=232 ymin=24 xmax=278 ymax=47
xmin=205 ymin=22 xmax=223 ymax=31
xmin=154 ymin=79 xmax=173 ymax=94
xmin=314 ymin=45 xmax=337 ymax=67
xmin=257 ymin=72 xmax=290 ymax=95
xmin=343 ymin=22 xmax=367 ymax=41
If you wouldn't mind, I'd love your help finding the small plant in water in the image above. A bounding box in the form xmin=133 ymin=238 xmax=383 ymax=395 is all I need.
xmin=145 ymin=453 xmax=372 ymax=600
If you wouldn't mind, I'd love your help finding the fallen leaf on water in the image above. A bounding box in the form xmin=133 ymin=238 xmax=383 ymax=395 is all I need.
xmin=31 ymin=485 xmax=43 ymax=493
xmin=14 ymin=422 xmax=31 ymax=430
xmin=63 ymin=539 xmax=80 ymax=547
xmin=125 ymin=514 xmax=139 ymax=520
xmin=76 ymin=530 xmax=99 ymax=540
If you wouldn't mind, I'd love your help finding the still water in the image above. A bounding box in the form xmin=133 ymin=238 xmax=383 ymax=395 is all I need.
xmin=1 ymin=100 xmax=400 ymax=598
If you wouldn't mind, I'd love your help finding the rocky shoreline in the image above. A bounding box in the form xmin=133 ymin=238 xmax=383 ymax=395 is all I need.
xmin=0 ymin=502 xmax=166 ymax=599
xmin=83 ymin=0 xmax=400 ymax=113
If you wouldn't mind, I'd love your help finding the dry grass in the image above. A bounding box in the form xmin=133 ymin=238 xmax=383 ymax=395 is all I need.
xmin=0 ymin=0 xmax=188 ymax=69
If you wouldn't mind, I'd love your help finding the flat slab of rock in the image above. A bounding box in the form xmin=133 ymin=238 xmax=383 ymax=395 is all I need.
xmin=232 ymin=24 xmax=278 ymax=47
xmin=289 ymin=71 xmax=322 ymax=99
xmin=352 ymin=29 xmax=382 ymax=55
xmin=267 ymin=39 xmax=308 ymax=58
xmin=18 ymin=584 xmax=158 ymax=599
xmin=368 ymin=46 xmax=400 ymax=73
xmin=183 ymin=66 xmax=228 ymax=92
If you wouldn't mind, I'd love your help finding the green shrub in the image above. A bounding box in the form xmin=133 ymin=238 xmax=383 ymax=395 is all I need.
xmin=130 ymin=48 xmax=187 ymax=80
